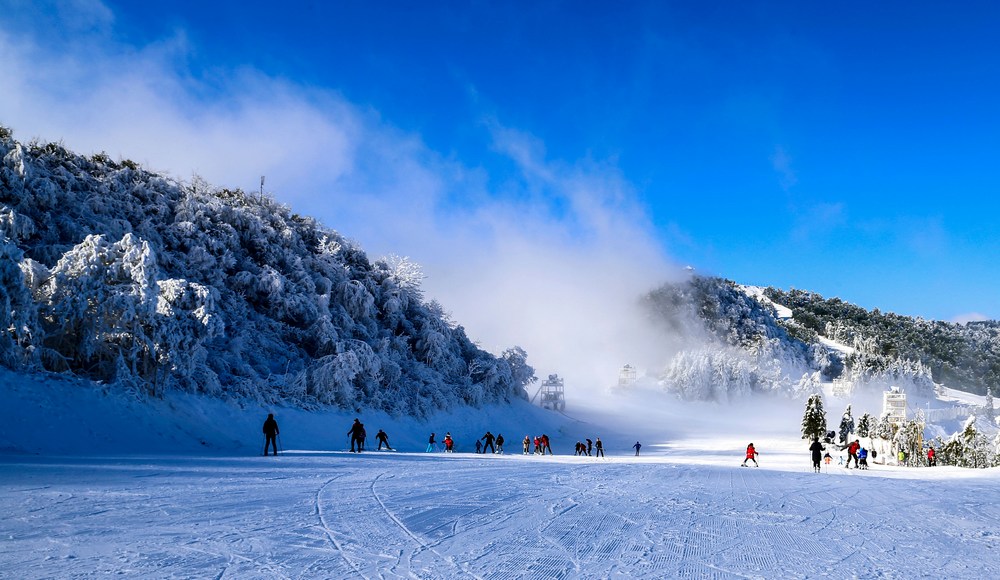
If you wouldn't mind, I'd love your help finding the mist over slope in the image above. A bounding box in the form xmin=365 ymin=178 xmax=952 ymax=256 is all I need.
xmin=0 ymin=127 xmax=534 ymax=416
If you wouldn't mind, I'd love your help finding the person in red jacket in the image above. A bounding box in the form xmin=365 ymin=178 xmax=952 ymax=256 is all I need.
xmin=846 ymin=440 xmax=861 ymax=468
xmin=741 ymin=443 xmax=759 ymax=467
xmin=927 ymin=446 xmax=936 ymax=467
xmin=443 ymin=433 xmax=454 ymax=452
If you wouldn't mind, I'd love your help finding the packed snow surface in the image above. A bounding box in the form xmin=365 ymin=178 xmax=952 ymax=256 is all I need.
xmin=2 ymin=371 xmax=1000 ymax=578
xmin=4 ymin=450 xmax=1000 ymax=579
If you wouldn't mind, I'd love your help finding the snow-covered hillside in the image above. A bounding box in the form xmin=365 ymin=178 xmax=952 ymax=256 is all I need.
xmin=0 ymin=129 xmax=533 ymax=416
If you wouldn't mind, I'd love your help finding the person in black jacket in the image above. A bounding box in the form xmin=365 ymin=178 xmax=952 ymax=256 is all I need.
xmin=496 ymin=434 xmax=505 ymax=454
xmin=809 ymin=437 xmax=825 ymax=473
xmin=376 ymin=429 xmax=392 ymax=451
xmin=263 ymin=413 xmax=279 ymax=456
xmin=482 ymin=431 xmax=496 ymax=454
xmin=348 ymin=418 xmax=365 ymax=453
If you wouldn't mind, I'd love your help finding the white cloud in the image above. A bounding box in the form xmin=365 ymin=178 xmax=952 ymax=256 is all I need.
xmin=951 ymin=313 xmax=989 ymax=325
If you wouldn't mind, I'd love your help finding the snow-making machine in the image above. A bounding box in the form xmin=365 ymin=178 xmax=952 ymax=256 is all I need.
xmin=533 ymin=373 xmax=566 ymax=412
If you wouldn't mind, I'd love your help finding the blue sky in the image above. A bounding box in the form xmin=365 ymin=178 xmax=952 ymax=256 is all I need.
xmin=2 ymin=1 xmax=999 ymax=326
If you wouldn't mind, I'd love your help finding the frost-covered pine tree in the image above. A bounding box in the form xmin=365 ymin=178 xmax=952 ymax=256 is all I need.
xmin=892 ymin=419 xmax=923 ymax=466
xmin=856 ymin=412 xmax=873 ymax=446
xmin=801 ymin=394 xmax=827 ymax=440
xmin=838 ymin=404 xmax=855 ymax=444
xmin=985 ymin=386 xmax=995 ymax=422
xmin=874 ymin=413 xmax=898 ymax=461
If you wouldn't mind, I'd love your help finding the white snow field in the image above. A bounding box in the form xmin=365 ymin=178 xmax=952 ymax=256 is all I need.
xmin=3 ymin=450 xmax=1000 ymax=579
xmin=3 ymin=370 xmax=1000 ymax=578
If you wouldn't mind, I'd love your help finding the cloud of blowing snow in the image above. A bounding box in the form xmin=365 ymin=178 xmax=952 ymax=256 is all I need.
xmin=0 ymin=1 xmax=691 ymax=409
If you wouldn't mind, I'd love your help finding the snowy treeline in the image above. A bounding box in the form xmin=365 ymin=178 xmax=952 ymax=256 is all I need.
xmin=644 ymin=277 xmax=839 ymax=401
xmin=767 ymin=287 xmax=1000 ymax=396
xmin=0 ymin=128 xmax=533 ymax=415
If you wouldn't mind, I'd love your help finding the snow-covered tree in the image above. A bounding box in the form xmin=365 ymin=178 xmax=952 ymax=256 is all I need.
xmin=939 ymin=416 xmax=995 ymax=469
xmin=801 ymin=394 xmax=827 ymax=440
xmin=893 ymin=418 xmax=923 ymax=466
xmin=984 ymin=386 xmax=995 ymax=422
xmin=501 ymin=346 xmax=536 ymax=398
xmin=856 ymin=412 xmax=873 ymax=447
xmin=838 ymin=404 xmax=855 ymax=444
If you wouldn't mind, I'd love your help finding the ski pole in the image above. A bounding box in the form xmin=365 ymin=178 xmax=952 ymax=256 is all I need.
xmin=261 ymin=435 xmax=266 ymax=456
xmin=277 ymin=434 xmax=283 ymax=454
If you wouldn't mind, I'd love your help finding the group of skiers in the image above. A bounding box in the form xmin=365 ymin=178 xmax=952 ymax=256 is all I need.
xmin=475 ymin=431 xmax=504 ymax=453
xmin=346 ymin=418 xmax=392 ymax=452
xmin=809 ymin=437 xmax=877 ymax=472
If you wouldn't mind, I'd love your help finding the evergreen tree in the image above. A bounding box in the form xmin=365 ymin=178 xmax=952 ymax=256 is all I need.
xmin=801 ymin=393 xmax=827 ymax=440
xmin=838 ymin=404 xmax=855 ymax=444
xmin=985 ymin=386 xmax=995 ymax=422
xmin=893 ymin=419 xmax=923 ymax=466
xmin=856 ymin=412 xmax=873 ymax=446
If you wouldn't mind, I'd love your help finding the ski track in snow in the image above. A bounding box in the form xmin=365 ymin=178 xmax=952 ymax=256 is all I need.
xmin=2 ymin=452 xmax=1000 ymax=579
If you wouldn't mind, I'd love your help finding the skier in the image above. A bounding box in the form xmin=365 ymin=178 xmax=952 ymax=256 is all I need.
xmin=898 ymin=449 xmax=906 ymax=466
xmin=809 ymin=437 xmax=824 ymax=473
xmin=595 ymin=437 xmax=604 ymax=458
xmin=482 ymin=431 xmax=496 ymax=454
xmin=541 ymin=434 xmax=552 ymax=455
xmin=444 ymin=433 xmax=454 ymax=453
xmin=741 ymin=443 xmax=759 ymax=467
xmin=586 ymin=438 xmax=593 ymax=456
xmin=533 ymin=436 xmax=541 ymax=455
xmin=375 ymin=429 xmax=392 ymax=451
xmin=475 ymin=439 xmax=483 ymax=454
xmin=426 ymin=432 xmax=437 ymax=453
xmin=575 ymin=441 xmax=583 ymax=456
xmin=633 ymin=441 xmax=642 ymax=456
xmin=359 ymin=424 xmax=367 ymax=452
xmin=927 ymin=446 xmax=936 ymax=467
xmin=262 ymin=413 xmax=279 ymax=456
xmin=523 ymin=435 xmax=531 ymax=455
xmin=846 ymin=439 xmax=861 ymax=468
xmin=496 ymin=434 xmax=505 ymax=454
xmin=347 ymin=418 xmax=365 ymax=453
xmin=858 ymin=447 xmax=869 ymax=469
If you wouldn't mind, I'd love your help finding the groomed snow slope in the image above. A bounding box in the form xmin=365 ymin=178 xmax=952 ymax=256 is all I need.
xmin=3 ymin=451 xmax=999 ymax=579
xmin=2 ymin=370 xmax=1000 ymax=578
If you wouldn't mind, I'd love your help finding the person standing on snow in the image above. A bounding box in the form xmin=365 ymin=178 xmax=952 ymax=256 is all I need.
xmin=633 ymin=441 xmax=642 ymax=456
xmin=475 ymin=439 xmax=483 ymax=454
xmin=375 ymin=429 xmax=392 ymax=451
xmin=595 ymin=437 xmax=605 ymax=458
xmin=846 ymin=439 xmax=861 ymax=468
xmin=262 ymin=413 xmax=279 ymax=456
xmin=426 ymin=432 xmax=436 ymax=453
xmin=809 ymin=437 xmax=825 ymax=472
xmin=496 ymin=434 xmax=505 ymax=454
xmin=541 ymin=434 xmax=552 ymax=455
xmin=444 ymin=432 xmax=454 ymax=452
xmin=523 ymin=435 xmax=531 ymax=455
xmin=742 ymin=443 xmax=759 ymax=467
xmin=347 ymin=418 xmax=366 ymax=453
xmin=927 ymin=446 xmax=936 ymax=467
xmin=858 ymin=447 xmax=869 ymax=469
xmin=482 ymin=431 xmax=496 ymax=454
xmin=586 ymin=438 xmax=593 ymax=456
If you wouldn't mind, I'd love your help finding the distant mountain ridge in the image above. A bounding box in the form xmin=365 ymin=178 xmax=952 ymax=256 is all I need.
xmin=643 ymin=275 xmax=995 ymax=400
xmin=0 ymin=127 xmax=533 ymax=415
